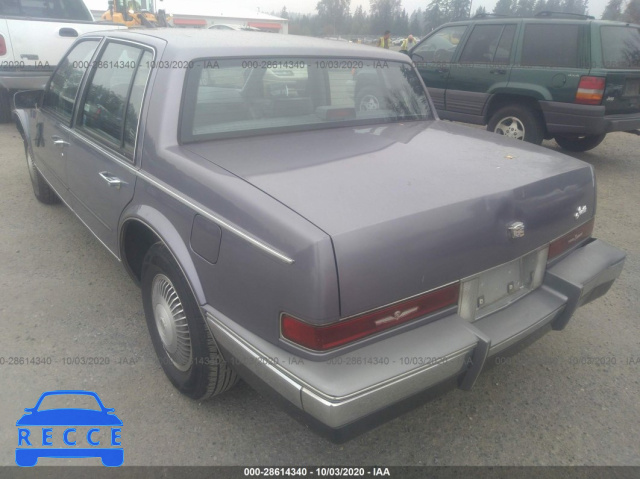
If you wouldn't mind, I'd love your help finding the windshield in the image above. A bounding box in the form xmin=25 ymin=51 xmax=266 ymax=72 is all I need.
xmin=180 ymin=57 xmax=432 ymax=143
xmin=601 ymin=26 xmax=640 ymax=69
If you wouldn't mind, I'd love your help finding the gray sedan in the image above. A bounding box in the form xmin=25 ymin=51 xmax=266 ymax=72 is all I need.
xmin=13 ymin=29 xmax=625 ymax=441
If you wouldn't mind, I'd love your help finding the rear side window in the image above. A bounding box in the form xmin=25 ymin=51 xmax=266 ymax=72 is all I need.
xmin=0 ymin=0 xmax=93 ymax=21
xmin=43 ymin=40 xmax=99 ymax=121
xmin=601 ymin=26 xmax=640 ymax=69
xmin=459 ymin=24 xmax=516 ymax=64
xmin=521 ymin=24 xmax=580 ymax=68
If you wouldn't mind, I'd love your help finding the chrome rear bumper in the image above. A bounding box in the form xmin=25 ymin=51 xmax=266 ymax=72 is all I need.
xmin=204 ymin=239 xmax=625 ymax=433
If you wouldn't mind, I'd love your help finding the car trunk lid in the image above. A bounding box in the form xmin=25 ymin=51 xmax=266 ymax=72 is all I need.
xmin=185 ymin=121 xmax=595 ymax=317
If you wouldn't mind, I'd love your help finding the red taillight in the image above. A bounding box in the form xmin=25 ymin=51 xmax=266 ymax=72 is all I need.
xmin=548 ymin=218 xmax=595 ymax=260
xmin=0 ymin=35 xmax=7 ymax=56
xmin=575 ymin=76 xmax=605 ymax=105
xmin=281 ymin=282 xmax=460 ymax=351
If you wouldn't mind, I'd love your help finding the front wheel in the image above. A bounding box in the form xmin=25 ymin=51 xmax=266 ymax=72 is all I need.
xmin=487 ymin=105 xmax=544 ymax=145
xmin=141 ymin=243 xmax=238 ymax=400
xmin=554 ymin=133 xmax=606 ymax=152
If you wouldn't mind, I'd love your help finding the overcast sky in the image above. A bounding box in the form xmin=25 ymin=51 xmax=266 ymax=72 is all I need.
xmin=86 ymin=0 xmax=609 ymax=23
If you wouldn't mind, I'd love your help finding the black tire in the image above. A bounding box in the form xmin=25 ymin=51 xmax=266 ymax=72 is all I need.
xmin=487 ymin=104 xmax=545 ymax=145
xmin=554 ymin=133 xmax=606 ymax=152
xmin=141 ymin=243 xmax=238 ymax=400
xmin=25 ymin=142 xmax=60 ymax=204
xmin=0 ymin=88 xmax=11 ymax=123
xmin=355 ymin=85 xmax=383 ymax=112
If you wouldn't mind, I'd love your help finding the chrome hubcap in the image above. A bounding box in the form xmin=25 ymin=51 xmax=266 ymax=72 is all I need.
xmin=359 ymin=94 xmax=380 ymax=111
xmin=151 ymin=274 xmax=192 ymax=371
xmin=494 ymin=116 xmax=525 ymax=140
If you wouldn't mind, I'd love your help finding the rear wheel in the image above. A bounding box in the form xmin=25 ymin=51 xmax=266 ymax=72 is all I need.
xmin=554 ymin=133 xmax=606 ymax=152
xmin=487 ymin=104 xmax=544 ymax=145
xmin=141 ymin=243 xmax=238 ymax=400
xmin=25 ymin=143 xmax=60 ymax=204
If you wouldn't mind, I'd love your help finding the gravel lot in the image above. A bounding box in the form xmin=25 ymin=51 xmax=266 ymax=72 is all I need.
xmin=0 ymin=122 xmax=638 ymax=467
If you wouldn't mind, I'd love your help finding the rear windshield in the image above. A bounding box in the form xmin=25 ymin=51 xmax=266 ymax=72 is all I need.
xmin=601 ymin=26 xmax=640 ymax=69
xmin=180 ymin=57 xmax=432 ymax=143
xmin=0 ymin=0 xmax=93 ymax=21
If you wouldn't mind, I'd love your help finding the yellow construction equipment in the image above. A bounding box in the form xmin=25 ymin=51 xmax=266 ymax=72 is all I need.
xmin=101 ymin=0 xmax=170 ymax=28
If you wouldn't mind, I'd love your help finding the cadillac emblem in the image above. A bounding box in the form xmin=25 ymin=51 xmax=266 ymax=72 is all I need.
xmin=507 ymin=221 xmax=525 ymax=239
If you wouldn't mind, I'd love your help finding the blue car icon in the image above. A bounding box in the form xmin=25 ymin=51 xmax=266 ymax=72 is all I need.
xmin=16 ymin=390 xmax=123 ymax=467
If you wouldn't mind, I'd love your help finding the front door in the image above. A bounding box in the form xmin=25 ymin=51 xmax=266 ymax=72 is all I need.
xmin=66 ymin=41 xmax=153 ymax=255
xmin=31 ymin=39 xmax=101 ymax=195
xmin=411 ymin=25 xmax=468 ymax=113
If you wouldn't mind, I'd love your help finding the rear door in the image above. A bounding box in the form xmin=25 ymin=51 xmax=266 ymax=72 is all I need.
xmin=66 ymin=41 xmax=154 ymax=254
xmin=596 ymin=24 xmax=640 ymax=116
xmin=446 ymin=22 xmax=517 ymax=121
xmin=510 ymin=22 xmax=591 ymax=104
xmin=411 ymin=25 xmax=468 ymax=113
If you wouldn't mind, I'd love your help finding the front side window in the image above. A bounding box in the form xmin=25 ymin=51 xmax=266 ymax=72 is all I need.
xmin=43 ymin=40 xmax=100 ymax=121
xmin=521 ymin=24 xmax=580 ymax=68
xmin=601 ymin=26 xmax=640 ymax=69
xmin=0 ymin=0 xmax=93 ymax=21
xmin=79 ymin=42 xmax=152 ymax=159
xmin=180 ymin=58 xmax=432 ymax=143
xmin=412 ymin=26 xmax=467 ymax=63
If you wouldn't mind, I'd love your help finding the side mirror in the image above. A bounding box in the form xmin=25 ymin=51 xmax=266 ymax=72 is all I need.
xmin=410 ymin=52 xmax=424 ymax=62
xmin=13 ymin=90 xmax=43 ymax=110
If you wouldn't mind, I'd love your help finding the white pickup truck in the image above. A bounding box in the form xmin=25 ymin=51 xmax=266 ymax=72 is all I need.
xmin=0 ymin=0 xmax=125 ymax=121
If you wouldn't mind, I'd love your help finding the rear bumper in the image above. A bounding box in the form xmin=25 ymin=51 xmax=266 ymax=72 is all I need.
xmin=539 ymin=101 xmax=640 ymax=135
xmin=204 ymin=239 xmax=625 ymax=438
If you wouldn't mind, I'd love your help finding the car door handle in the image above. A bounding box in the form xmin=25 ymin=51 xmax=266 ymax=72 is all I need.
xmin=490 ymin=69 xmax=507 ymax=75
xmin=436 ymin=68 xmax=449 ymax=74
xmin=59 ymin=28 xmax=78 ymax=37
xmin=99 ymin=172 xmax=127 ymax=190
xmin=51 ymin=136 xmax=69 ymax=147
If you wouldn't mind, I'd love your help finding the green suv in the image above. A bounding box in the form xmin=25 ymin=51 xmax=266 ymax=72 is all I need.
xmin=409 ymin=13 xmax=640 ymax=151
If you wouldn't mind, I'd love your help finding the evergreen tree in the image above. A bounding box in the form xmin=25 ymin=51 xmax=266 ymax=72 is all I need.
xmin=280 ymin=6 xmax=289 ymax=19
xmin=533 ymin=0 xmax=547 ymax=13
xmin=424 ymin=0 xmax=449 ymax=32
xmin=474 ymin=5 xmax=488 ymax=16
xmin=409 ymin=8 xmax=423 ymax=34
xmin=515 ymin=0 xmax=535 ymax=16
xmin=624 ymin=0 xmax=640 ymax=22
xmin=494 ymin=0 xmax=516 ymax=15
xmin=449 ymin=0 xmax=472 ymax=20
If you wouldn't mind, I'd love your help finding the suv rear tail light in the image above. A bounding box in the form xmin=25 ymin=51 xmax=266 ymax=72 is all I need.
xmin=0 ymin=35 xmax=6 ymax=56
xmin=281 ymin=282 xmax=459 ymax=351
xmin=575 ymin=76 xmax=605 ymax=105
xmin=548 ymin=218 xmax=595 ymax=260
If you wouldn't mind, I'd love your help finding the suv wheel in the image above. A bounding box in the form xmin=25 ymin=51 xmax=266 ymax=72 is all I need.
xmin=554 ymin=133 xmax=606 ymax=152
xmin=356 ymin=86 xmax=383 ymax=111
xmin=25 ymin=142 xmax=60 ymax=204
xmin=141 ymin=243 xmax=238 ymax=400
xmin=487 ymin=105 xmax=544 ymax=145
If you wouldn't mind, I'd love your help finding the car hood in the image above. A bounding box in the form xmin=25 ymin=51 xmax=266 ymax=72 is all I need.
xmin=16 ymin=409 xmax=123 ymax=426
xmin=185 ymin=121 xmax=595 ymax=316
